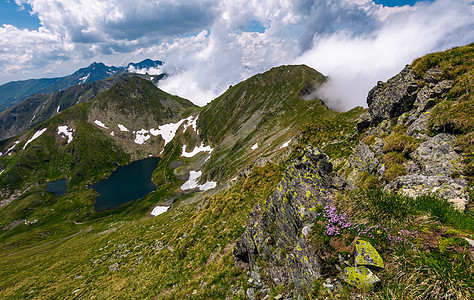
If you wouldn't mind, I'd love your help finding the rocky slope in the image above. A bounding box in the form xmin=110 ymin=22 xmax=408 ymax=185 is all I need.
xmin=0 ymin=45 xmax=472 ymax=299
xmin=0 ymin=73 xmax=146 ymax=140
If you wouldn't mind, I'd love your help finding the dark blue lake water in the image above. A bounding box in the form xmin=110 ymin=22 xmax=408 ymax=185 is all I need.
xmin=91 ymin=157 xmax=160 ymax=212
xmin=45 ymin=178 xmax=68 ymax=196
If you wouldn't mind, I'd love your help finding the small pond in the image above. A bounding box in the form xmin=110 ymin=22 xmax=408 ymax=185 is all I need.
xmin=45 ymin=178 xmax=68 ymax=196
xmin=90 ymin=157 xmax=160 ymax=212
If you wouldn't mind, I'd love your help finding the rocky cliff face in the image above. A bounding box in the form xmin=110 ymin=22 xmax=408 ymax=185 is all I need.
xmin=349 ymin=64 xmax=469 ymax=210
xmin=234 ymin=145 xmax=345 ymax=294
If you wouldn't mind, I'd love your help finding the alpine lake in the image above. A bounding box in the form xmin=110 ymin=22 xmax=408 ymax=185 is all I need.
xmin=90 ymin=157 xmax=161 ymax=211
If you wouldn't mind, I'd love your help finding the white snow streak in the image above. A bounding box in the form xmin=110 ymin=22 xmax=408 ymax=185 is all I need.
xmin=57 ymin=125 xmax=74 ymax=144
xmin=151 ymin=206 xmax=169 ymax=216
xmin=110 ymin=131 xmax=114 ymax=136
xmin=180 ymin=170 xmax=217 ymax=191
xmin=117 ymin=124 xmax=129 ymax=132
xmin=94 ymin=120 xmax=108 ymax=128
xmin=56 ymin=105 xmax=61 ymax=113
xmin=279 ymin=140 xmax=291 ymax=149
xmin=2 ymin=141 xmax=19 ymax=156
xmin=0 ymin=169 xmax=4 ymax=176
xmin=23 ymin=128 xmax=47 ymax=149
xmin=79 ymin=73 xmax=90 ymax=84
xmin=181 ymin=143 xmax=213 ymax=158
xmin=251 ymin=143 xmax=259 ymax=150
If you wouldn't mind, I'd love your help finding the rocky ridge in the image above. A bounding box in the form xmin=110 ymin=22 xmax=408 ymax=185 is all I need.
xmin=349 ymin=64 xmax=469 ymax=210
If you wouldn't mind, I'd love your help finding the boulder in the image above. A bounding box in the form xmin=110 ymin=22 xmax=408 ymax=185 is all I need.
xmin=343 ymin=266 xmax=381 ymax=291
xmin=367 ymin=66 xmax=418 ymax=125
xmin=233 ymin=145 xmax=345 ymax=291
xmin=354 ymin=240 xmax=384 ymax=269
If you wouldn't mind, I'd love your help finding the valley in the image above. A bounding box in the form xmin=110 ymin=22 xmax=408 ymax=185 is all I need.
xmin=0 ymin=44 xmax=473 ymax=299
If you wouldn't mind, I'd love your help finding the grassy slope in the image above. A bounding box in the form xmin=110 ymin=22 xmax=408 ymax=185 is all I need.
xmin=0 ymin=46 xmax=473 ymax=299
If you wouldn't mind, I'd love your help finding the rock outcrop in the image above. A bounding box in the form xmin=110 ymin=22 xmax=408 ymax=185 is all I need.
xmin=349 ymin=66 xmax=469 ymax=209
xmin=233 ymin=145 xmax=345 ymax=292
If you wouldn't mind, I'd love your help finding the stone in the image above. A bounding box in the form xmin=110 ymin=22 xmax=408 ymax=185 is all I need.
xmin=233 ymin=145 xmax=345 ymax=292
xmin=385 ymin=175 xmax=469 ymax=210
xmin=410 ymin=133 xmax=463 ymax=176
xmin=367 ymin=66 xmax=418 ymax=125
xmin=343 ymin=266 xmax=381 ymax=292
xmin=354 ymin=240 xmax=384 ymax=269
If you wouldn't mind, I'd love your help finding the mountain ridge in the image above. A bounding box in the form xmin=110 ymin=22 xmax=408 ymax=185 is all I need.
xmin=0 ymin=59 xmax=164 ymax=113
xmin=0 ymin=44 xmax=472 ymax=299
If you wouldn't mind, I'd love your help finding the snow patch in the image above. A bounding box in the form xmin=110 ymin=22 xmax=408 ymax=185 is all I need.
xmin=181 ymin=170 xmax=202 ymax=190
xmin=23 ymin=128 xmax=47 ymax=149
xmin=56 ymin=105 xmax=61 ymax=113
xmin=2 ymin=141 xmax=19 ymax=156
xmin=0 ymin=169 xmax=4 ymax=176
xmin=150 ymin=119 xmax=186 ymax=146
xmin=251 ymin=143 xmax=259 ymax=150
xmin=110 ymin=131 xmax=115 ymax=136
xmin=57 ymin=125 xmax=74 ymax=144
xmin=151 ymin=206 xmax=169 ymax=216
xmin=183 ymin=115 xmax=199 ymax=134
xmin=180 ymin=170 xmax=217 ymax=191
xmin=117 ymin=124 xmax=129 ymax=132
xmin=79 ymin=73 xmax=90 ymax=84
xmin=181 ymin=143 xmax=213 ymax=158
xmin=94 ymin=120 xmax=108 ymax=129
xmin=279 ymin=140 xmax=291 ymax=149
xmin=134 ymin=129 xmax=151 ymax=145
xmin=198 ymin=181 xmax=217 ymax=191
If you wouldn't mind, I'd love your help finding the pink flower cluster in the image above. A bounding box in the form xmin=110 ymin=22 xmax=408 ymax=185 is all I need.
xmin=316 ymin=205 xmax=413 ymax=249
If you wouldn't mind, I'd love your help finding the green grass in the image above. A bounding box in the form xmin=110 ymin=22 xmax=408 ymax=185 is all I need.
xmin=0 ymin=161 xmax=284 ymax=299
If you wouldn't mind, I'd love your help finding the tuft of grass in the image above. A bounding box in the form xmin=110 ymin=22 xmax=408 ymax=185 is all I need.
xmin=382 ymin=133 xmax=418 ymax=156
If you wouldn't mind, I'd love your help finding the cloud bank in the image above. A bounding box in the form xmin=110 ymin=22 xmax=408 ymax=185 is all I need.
xmin=1 ymin=0 xmax=473 ymax=109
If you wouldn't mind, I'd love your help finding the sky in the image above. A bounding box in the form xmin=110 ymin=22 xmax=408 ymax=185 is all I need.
xmin=0 ymin=0 xmax=472 ymax=110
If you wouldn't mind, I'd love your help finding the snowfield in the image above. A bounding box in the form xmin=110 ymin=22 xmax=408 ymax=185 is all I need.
xmin=57 ymin=126 xmax=74 ymax=144
xmin=181 ymin=143 xmax=213 ymax=158
xmin=151 ymin=206 xmax=169 ymax=216
xmin=117 ymin=124 xmax=129 ymax=132
xmin=94 ymin=120 xmax=108 ymax=128
xmin=23 ymin=128 xmax=47 ymax=149
xmin=181 ymin=170 xmax=217 ymax=191
xmin=279 ymin=140 xmax=291 ymax=149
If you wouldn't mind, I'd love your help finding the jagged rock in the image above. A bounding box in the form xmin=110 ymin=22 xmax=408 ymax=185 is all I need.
xmin=356 ymin=112 xmax=372 ymax=132
xmin=233 ymin=145 xmax=345 ymax=292
xmin=354 ymin=240 xmax=384 ymax=269
xmin=343 ymin=266 xmax=380 ymax=292
xmin=423 ymin=68 xmax=444 ymax=83
xmin=367 ymin=66 xmax=418 ymax=125
xmin=410 ymin=133 xmax=463 ymax=176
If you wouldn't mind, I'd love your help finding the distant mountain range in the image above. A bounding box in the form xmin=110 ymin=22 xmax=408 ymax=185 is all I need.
xmin=0 ymin=59 xmax=164 ymax=112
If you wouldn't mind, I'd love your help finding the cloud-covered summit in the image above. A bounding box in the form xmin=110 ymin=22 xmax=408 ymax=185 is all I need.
xmin=1 ymin=0 xmax=473 ymax=109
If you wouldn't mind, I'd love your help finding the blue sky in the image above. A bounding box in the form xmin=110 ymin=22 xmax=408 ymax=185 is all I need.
xmin=0 ymin=1 xmax=40 ymax=29
xmin=0 ymin=0 xmax=472 ymax=109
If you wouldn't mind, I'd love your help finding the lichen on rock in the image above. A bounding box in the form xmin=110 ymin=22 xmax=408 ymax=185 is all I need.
xmin=233 ymin=145 xmax=346 ymax=292
xmin=354 ymin=240 xmax=384 ymax=269
xmin=343 ymin=266 xmax=381 ymax=292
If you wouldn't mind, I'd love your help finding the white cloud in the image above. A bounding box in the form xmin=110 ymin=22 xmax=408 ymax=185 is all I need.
xmin=1 ymin=0 xmax=472 ymax=111
xmin=294 ymin=0 xmax=474 ymax=110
